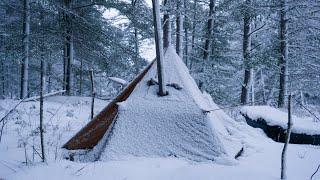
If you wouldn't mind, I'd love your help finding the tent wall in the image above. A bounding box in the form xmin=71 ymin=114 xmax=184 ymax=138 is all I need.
xmin=63 ymin=60 xmax=155 ymax=150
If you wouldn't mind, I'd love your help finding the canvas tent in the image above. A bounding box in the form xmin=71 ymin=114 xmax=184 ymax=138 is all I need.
xmin=63 ymin=47 xmax=227 ymax=162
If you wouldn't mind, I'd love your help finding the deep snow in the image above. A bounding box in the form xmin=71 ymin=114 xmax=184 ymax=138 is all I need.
xmin=0 ymin=96 xmax=320 ymax=179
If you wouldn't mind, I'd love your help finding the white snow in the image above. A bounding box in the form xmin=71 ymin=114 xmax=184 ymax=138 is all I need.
xmin=240 ymin=106 xmax=320 ymax=135
xmin=1 ymin=96 xmax=320 ymax=179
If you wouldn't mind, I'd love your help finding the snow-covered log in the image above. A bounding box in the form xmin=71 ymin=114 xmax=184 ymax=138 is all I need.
xmin=108 ymin=77 xmax=128 ymax=86
xmin=23 ymin=90 xmax=66 ymax=102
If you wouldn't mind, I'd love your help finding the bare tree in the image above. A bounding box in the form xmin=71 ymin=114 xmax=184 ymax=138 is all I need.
xmin=64 ymin=0 xmax=74 ymax=96
xmin=203 ymin=0 xmax=215 ymax=61
xmin=20 ymin=0 xmax=30 ymax=99
xmin=163 ymin=0 xmax=172 ymax=48
xmin=278 ymin=0 xmax=288 ymax=108
xmin=152 ymin=0 xmax=167 ymax=96
xmin=240 ymin=0 xmax=252 ymax=104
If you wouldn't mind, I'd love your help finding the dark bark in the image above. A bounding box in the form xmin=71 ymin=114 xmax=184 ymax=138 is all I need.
xmin=40 ymin=59 xmax=46 ymax=162
xmin=89 ymin=69 xmax=95 ymax=120
xmin=190 ymin=0 xmax=198 ymax=69
xmin=278 ymin=0 xmax=288 ymax=108
xmin=240 ymin=0 xmax=252 ymax=104
xmin=20 ymin=0 xmax=30 ymax=99
xmin=163 ymin=0 xmax=171 ymax=48
xmin=64 ymin=0 xmax=73 ymax=96
xmin=184 ymin=0 xmax=189 ymax=65
xmin=176 ymin=0 xmax=183 ymax=57
xmin=79 ymin=58 xmax=83 ymax=95
xmin=203 ymin=0 xmax=215 ymax=61
xmin=132 ymin=0 xmax=139 ymax=59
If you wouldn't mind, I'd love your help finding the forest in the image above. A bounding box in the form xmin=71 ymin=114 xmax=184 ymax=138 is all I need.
xmin=1 ymin=0 xmax=318 ymax=105
xmin=0 ymin=0 xmax=320 ymax=179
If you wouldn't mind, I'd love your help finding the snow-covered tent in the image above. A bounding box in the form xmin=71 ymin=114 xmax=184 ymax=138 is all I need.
xmin=63 ymin=47 xmax=227 ymax=162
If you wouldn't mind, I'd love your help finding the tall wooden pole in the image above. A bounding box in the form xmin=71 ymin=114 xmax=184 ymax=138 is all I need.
xmin=152 ymin=0 xmax=167 ymax=96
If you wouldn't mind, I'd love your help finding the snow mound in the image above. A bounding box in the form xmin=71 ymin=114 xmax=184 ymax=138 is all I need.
xmin=240 ymin=106 xmax=320 ymax=135
xmin=99 ymin=46 xmax=227 ymax=162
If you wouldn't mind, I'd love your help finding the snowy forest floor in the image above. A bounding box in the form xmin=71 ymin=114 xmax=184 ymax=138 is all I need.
xmin=0 ymin=96 xmax=319 ymax=180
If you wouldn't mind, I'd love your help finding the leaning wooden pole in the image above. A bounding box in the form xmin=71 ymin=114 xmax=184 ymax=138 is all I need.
xmin=40 ymin=59 xmax=46 ymax=162
xmin=281 ymin=93 xmax=293 ymax=179
xmin=89 ymin=69 xmax=95 ymax=120
xmin=152 ymin=0 xmax=167 ymax=96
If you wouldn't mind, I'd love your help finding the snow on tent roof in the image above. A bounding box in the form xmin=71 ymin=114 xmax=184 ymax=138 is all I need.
xmin=98 ymin=46 xmax=227 ymax=162
xmin=63 ymin=46 xmax=227 ymax=162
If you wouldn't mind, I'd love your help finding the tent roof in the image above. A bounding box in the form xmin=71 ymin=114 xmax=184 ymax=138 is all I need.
xmin=99 ymin=47 xmax=226 ymax=161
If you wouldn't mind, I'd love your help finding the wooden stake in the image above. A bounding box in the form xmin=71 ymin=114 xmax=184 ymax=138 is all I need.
xmin=281 ymin=93 xmax=293 ymax=179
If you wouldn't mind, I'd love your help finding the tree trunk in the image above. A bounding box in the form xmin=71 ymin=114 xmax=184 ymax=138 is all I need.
xmin=240 ymin=0 xmax=252 ymax=104
xmin=190 ymin=0 xmax=198 ymax=70
xmin=251 ymin=69 xmax=255 ymax=105
xmin=132 ymin=0 xmax=140 ymax=60
xmin=152 ymin=0 xmax=167 ymax=96
xmin=176 ymin=0 xmax=183 ymax=57
xmin=40 ymin=59 xmax=46 ymax=162
xmin=89 ymin=69 xmax=95 ymax=120
xmin=79 ymin=58 xmax=83 ymax=95
xmin=163 ymin=0 xmax=172 ymax=48
xmin=0 ymin=59 xmax=4 ymax=97
xmin=47 ymin=61 xmax=52 ymax=93
xmin=261 ymin=69 xmax=266 ymax=104
xmin=281 ymin=94 xmax=292 ymax=179
xmin=63 ymin=44 xmax=67 ymax=91
xmin=184 ymin=0 xmax=189 ymax=65
xmin=203 ymin=0 xmax=215 ymax=61
xmin=278 ymin=0 xmax=288 ymax=108
xmin=64 ymin=0 xmax=73 ymax=96
xmin=20 ymin=0 xmax=30 ymax=99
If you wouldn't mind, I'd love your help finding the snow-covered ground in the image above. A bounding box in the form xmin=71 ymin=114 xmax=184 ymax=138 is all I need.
xmin=0 ymin=96 xmax=320 ymax=180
